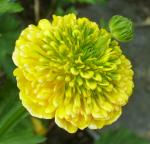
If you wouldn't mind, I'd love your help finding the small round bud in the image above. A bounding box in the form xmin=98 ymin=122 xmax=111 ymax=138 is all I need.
xmin=109 ymin=15 xmax=134 ymax=42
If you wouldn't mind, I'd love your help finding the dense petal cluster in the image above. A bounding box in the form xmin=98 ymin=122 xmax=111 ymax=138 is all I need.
xmin=13 ymin=14 xmax=134 ymax=133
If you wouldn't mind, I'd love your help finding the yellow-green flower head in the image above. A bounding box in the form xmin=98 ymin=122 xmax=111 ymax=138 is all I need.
xmin=13 ymin=14 xmax=134 ymax=133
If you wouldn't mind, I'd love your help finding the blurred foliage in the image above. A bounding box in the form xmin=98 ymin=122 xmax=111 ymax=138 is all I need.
xmin=0 ymin=14 xmax=22 ymax=80
xmin=95 ymin=128 xmax=150 ymax=144
xmin=30 ymin=0 xmax=108 ymax=19
xmin=65 ymin=0 xmax=97 ymax=4
xmin=55 ymin=6 xmax=78 ymax=16
xmin=0 ymin=79 xmax=46 ymax=144
xmin=0 ymin=0 xmax=23 ymax=80
xmin=0 ymin=0 xmax=23 ymax=14
xmin=65 ymin=0 xmax=107 ymax=4
xmin=99 ymin=18 xmax=109 ymax=30
xmin=0 ymin=0 xmax=46 ymax=143
xmin=54 ymin=0 xmax=108 ymax=15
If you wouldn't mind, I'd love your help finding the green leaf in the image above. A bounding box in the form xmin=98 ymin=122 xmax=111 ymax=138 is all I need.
xmin=0 ymin=79 xmax=26 ymax=136
xmin=0 ymin=79 xmax=19 ymax=117
xmin=0 ymin=0 xmax=23 ymax=14
xmin=0 ymin=80 xmax=46 ymax=144
xmin=0 ymin=14 xmax=22 ymax=80
xmin=0 ymin=130 xmax=46 ymax=144
xmin=0 ymin=104 xmax=26 ymax=136
xmin=95 ymin=128 xmax=150 ymax=144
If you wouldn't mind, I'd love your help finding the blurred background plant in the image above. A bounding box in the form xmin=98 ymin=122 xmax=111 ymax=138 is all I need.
xmin=0 ymin=0 xmax=47 ymax=143
xmin=0 ymin=0 xmax=150 ymax=144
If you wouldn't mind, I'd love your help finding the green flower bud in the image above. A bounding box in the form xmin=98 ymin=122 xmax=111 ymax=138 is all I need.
xmin=109 ymin=15 xmax=134 ymax=42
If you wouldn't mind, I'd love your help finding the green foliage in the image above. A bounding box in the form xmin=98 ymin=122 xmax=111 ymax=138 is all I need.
xmin=0 ymin=0 xmax=23 ymax=14
xmin=99 ymin=18 xmax=108 ymax=30
xmin=0 ymin=131 xmax=46 ymax=144
xmin=54 ymin=0 xmax=108 ymax=16
xmin=68 ymin=0 xmax=97 ymax=4
xmin=0 ymin=1 xmax=46 ymax=143
xmin=55 ymin=6 xmax=78 ymax=16
xmin=95 ymin=128 xmax=150 ymax=144
xmin=0 ymin=14 xmax=22 ymax=80
xmin=0 ymin=131 xmax=45 ymax=144
xmin=0 ymin=80 xmax=46 ymax=144
xmin=64 ymin=0 xmax=107 ymax=4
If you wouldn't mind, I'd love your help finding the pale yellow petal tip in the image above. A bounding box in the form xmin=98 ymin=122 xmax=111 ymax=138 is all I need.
xmin=55 ymin=117 xmax=78 ymax=133
xmin=31 ymin=117 xmax=47 ymax=136
xmin=38 ymin=19 xmax=51 ymax=30
xmin=13 ymin=13 xmax=134 ymax=133
xmin=13 ymin=68 xmax=19 ymax=76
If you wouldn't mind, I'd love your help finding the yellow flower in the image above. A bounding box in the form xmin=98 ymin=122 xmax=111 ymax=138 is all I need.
xmin=13 ymin=14 xmax=134 ymax=133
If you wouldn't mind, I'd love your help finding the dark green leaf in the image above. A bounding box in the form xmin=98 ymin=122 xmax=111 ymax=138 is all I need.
xmin=0 ymin=14 xmax=22 ymax=80
xmin=0 ymin=79 xmax=26 ymax=135
xmin=0 ymin=104 xmax=27 ymax=136
xmin=0 ymin=130 xmax=46 ymax=144
xmin=0 ymin=79 xmax=46 ymax=144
